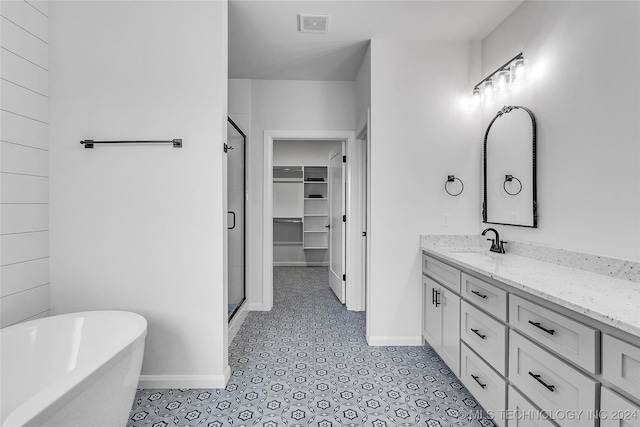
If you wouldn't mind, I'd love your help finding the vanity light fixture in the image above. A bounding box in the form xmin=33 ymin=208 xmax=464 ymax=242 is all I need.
xmin=472 ymin=87 xmax=481 ymax=108
xmin=483 ymin=80 xmax=495 ymax=102
xmin=472 ymin=52 xmax=528 ymax=105
xmin=495 ymin=69 xmax=511 ymax=95
xmin=510 ymin=57 xmax=529 ymax=85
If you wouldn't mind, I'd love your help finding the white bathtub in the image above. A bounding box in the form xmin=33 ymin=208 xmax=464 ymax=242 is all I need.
xmin=1 ymin=311 xmax=147 ymax=427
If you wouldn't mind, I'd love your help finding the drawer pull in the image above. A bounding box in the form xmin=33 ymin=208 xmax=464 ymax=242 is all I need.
xmin=528 ymin=320 xmax=555 ymax=335
xmin=471 ymin=290 xmax=487 ymax=299
xmin=470 ymin=328 xmax=486 ymax=339
xmin=528 ymin=371 xmax=555 ymax=392
xmin=471 ymin=374 xmax=487 ymax=389
xmin=432 ymin=288 xmax=441 ymax=307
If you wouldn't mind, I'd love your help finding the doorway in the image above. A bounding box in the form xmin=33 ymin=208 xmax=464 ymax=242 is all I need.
xmin=263 ymin=130 xmax=364 ymax=312
xmin=227 ymin=117 xmax=246 ymax=321
xmin=272 ymin=140 xmax=342 ymax=272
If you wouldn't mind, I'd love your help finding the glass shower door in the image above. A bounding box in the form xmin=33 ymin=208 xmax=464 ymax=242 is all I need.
xmin=227 ymin=118 xmax=246 ymax=321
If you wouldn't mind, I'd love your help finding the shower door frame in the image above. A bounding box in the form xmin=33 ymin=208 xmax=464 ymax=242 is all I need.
xmin=227 ymin=116 xmax=247 ymax=321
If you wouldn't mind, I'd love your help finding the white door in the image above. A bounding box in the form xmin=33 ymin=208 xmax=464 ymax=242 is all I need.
xmin=328 ymin=148 xmax=346 ymax=303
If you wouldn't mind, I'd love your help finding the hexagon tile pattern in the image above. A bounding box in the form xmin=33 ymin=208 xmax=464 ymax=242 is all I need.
xmin=128 ymin=267 xmax=496 ymax=426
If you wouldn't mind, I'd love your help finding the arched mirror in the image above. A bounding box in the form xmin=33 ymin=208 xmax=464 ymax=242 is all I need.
xmin=483 ymin=105 xmax=537 ymax=228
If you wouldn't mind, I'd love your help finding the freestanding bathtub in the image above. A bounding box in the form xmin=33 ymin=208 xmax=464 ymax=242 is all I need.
xmin=1 ymin=311 xmax=147 ymax=427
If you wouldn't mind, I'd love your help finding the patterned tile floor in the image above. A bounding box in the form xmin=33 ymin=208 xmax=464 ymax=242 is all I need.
xmin=128 ymin=267 xmax=495 ymax=427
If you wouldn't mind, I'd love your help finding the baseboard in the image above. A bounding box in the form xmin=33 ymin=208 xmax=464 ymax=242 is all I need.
xmin=246 ymin=302 xmax=269 ymax=311
xmin=273 ymin=262 xmax=329 ymax=267
xmin=138 ymin=366 xmax=230 ymax=389
xmin=366 ymin=335 xmax=423 ymax=346
xmin=229 ymin=305 xmax=249 ymax=344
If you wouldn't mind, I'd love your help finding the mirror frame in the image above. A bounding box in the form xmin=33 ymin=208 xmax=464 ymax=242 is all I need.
xmin=483 ymin=105 xmax=538 ymax=228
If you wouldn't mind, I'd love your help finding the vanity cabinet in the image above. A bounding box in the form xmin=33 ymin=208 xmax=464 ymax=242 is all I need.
xmin=461 ymin=300 xmax=507 ymax=375
xmin=602 ymin=334 xmax=640 ymax=399
xmin=508 ymin=386 xmax=557 ymax=427
xmin=509 ymin=294 xmax=600 ymax=374
xmin=422 ymin=274 xmax=460 ymax=377
xmin=461 ymin=272 xmax=508 ymax=321
xmin=461 ymin=342 xmax=507 ymax=427
xmin=421 ymin=251 xmax=640 ymax=427
xmin=509 ymin=330 xmax=598 ymax=425
xmin=600 ymin=387 xmax=640 ymax=427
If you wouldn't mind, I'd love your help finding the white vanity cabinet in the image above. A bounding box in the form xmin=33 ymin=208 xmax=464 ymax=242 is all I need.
xmin=600 ymin=387 xmax=640 ymax=427
xmin=508 ymin=386 xmax=557 ymax=427
xmin=509 ymin=330 xmax=598 ymax=426
xmin=422 ymin=274 xmax=460 ymax=377
xmin=509 ymin=294 xmax=600 ymax=374
xmin=602 ymin=334 xmax=640 ymax=399
xmin=421 ymin=251 xmax=640 ymax=427
xmin=461 ymin=342 xmax=507 ymax=427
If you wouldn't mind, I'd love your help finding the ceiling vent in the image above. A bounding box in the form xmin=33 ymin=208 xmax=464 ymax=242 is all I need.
xmin=299 ymin=14 xmax=331 ymax=33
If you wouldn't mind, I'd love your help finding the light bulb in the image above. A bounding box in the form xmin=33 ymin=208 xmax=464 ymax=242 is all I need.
xmin=495 ymin=69 xmax=510 ymax=95
xmin=510 ymin=57 xmax=529 ymax=85
xmin=483 ymin=80 xmax=495 ymax=102
xmin=472 ymin=88 xmax=481 ymax=108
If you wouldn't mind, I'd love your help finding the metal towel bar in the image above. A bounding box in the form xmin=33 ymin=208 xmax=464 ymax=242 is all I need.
xmin=80 ymin=139 xmax=182 ymax=149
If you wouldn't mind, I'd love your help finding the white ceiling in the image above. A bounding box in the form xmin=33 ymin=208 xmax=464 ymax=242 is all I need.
xmin=229 ymin=0 xmax=523 ymax=81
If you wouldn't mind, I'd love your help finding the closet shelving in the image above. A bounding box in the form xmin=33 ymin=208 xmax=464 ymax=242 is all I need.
xmin=303 ymin=166 xmax=328 ymax=250
xmin=273 ymin=165 xmax=329 ymax=250
xmin=273 ymin=166 xmax=303 ymax=245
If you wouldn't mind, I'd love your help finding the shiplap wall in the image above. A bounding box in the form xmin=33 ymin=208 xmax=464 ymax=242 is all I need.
xmin=0 ymin=0 xmax=49 ymax=327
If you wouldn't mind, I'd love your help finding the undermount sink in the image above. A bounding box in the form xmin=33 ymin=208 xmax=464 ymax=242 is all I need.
xmin=447 ymin=248 xmax=501 ymax=262
xmin=448 ymin=248 xmax=491 ymax=255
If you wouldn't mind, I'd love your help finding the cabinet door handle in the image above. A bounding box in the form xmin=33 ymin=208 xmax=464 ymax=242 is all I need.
xmin=528 ymin=320 xmax=555 ymax=335
xmin=434 ymin=289 xmax=441 ymax=307
xmin=471 ymin=374 xmax=487 ymax=389
xmin=470 ymin=328 xmax=486 ymax=339
xmin=471 ymin=290 xmax=487 ymax=299
xmin=528 ymin=371 xmax=555 ymax=392
xmin=432 ymin=288 xmax=437 ymax=305
xmin=228 ymin=211 xmax=236 ymax=230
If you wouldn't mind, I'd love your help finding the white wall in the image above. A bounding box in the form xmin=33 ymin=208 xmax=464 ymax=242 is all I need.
xmin=365 ymin=1 xmax=640 ymax=346
xmin=274 ymin=140 xmax=342 ymax=166
xmin=0 ymin=0 xmax=50 ymax=327
xmin=49 ymin=0 xmax=229 ymax=387
xmin=236 ymin=79 xmax=355 ymax=309
xmin=355 ymin=44 xmax=371 ymax=134
xmin=480 ymin=1 xmax=640 ymax=261
xmin=368 ymin=40 xmax=481 ymax=345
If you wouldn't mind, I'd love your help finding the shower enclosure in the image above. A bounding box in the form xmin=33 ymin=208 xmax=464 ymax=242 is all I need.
xmin=227 ymin=118 xmax=246 ymax=321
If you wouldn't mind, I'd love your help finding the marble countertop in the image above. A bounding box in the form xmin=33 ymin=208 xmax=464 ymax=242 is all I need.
xmin=421 ymin=242 xmax=640 ymax=339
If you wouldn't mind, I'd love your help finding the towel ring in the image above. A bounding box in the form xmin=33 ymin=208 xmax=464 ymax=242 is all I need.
xmin=445 ymin=175 xmax=464 ymax=197
xmin=503 ymin=175 xmax=522 ymax=196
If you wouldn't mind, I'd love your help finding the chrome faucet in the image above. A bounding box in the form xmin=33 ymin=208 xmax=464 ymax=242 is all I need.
xmin=482 ymin=228 xmax=507 ymax=254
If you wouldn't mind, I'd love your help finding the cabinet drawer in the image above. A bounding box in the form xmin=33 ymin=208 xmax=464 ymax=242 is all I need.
xmin=461 ymin=342 xmax=507 ymax=427
xmin=461 ymin=300 xmax=507 ymax=375
xmin=509 ymin=330 xmax=598 ymax=426
xmin=602 ymin=334 xmax=640 ymax=399
xmin=461 ymin=272 xmax=508 ymax=322
xmin=509 ymin=294 xmax=599 ymax=374
xmin=422 ymin=253 xmax=461 ymax=293
xmin=508 ymin=386 xmax=556 ymax=427
xmin=600 ymin=387 xmax=640 ymax=427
